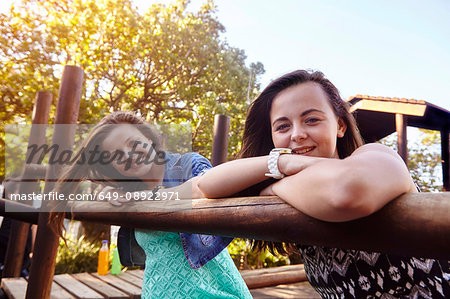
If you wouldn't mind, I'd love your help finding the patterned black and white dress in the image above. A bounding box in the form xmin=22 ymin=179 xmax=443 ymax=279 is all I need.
xmin=298 ymin=245 xmax=449 ymax=298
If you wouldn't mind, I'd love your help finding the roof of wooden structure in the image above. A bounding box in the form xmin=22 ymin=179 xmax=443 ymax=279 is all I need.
xmin=347 ymin=95 xmax=450 ymax=142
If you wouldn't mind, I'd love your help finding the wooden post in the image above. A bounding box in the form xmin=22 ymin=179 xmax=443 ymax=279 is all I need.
xmin=395 ymin=113 xmax=408 ymax=164
xmin=441 ymin=128 xmax=449 ymax=191
xmin=25 ymin=65 xmax=83 ymax=299
xmin=3 ymin=91 xmax=52 ymax=278
xmin=211 ymin=115 xmax=230 ymax=166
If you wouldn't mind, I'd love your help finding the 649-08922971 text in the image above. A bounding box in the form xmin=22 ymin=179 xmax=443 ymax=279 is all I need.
xmin=8 ymin=190 xmax=180 ymax=201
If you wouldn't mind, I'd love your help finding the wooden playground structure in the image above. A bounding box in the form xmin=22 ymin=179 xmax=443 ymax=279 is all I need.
xmin=1 ymin=65 xmax=449 ymax=298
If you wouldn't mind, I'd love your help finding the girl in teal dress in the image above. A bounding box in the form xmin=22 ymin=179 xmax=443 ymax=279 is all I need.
xmin=51 ymin=112 xmax=252 ymax=299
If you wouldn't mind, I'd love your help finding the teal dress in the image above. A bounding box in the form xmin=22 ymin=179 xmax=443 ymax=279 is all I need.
xmin=135 ymin=230 xmax=252 ymax=298
xmin=134 ymin=153 xmax=252 ymax=298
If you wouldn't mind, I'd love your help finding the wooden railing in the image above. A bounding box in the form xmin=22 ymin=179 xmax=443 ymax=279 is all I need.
xmin=2 ymin=192 xmax=449 ymax=260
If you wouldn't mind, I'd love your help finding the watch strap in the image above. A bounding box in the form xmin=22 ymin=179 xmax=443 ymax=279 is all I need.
xmin=265 ymin=148 xmax=292 ymax=179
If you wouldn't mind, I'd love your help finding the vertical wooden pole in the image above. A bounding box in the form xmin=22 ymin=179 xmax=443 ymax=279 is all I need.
xmin=3 ymin=91 xmax=52 ymax=278
xmin=26 ymin=66 xmax=83 ymax=299
xmin=395 ymin=113 xmax=408 ymax=164
xmin=211 ymin=115 xmax=230 ymax=167
xmin=441 ymin=128 xmax=449 ymax=191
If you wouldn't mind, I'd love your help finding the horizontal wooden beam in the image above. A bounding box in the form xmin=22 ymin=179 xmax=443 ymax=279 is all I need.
xmin=350 ymin=99 xmax=427 ymax=116
xmin=71 ymin=193 xmax=450 ymax=259
xmin=1 ymin=193 xmax=449 ymax=259
xmin=240 ymin=265 xmax=307 ymax=289
xmin=0 ymin=199 xmax=39 ymax=224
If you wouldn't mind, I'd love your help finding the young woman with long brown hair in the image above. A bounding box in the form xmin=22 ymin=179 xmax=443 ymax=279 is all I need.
xmin=198 ymin=70 xmax=449 ymax=298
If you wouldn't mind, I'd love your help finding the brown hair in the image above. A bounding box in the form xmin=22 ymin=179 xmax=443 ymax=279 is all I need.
xmin=238 ymin=70 xmax=364 ymax=255
xmin=49 ymin=111 xmax=162 ymax=238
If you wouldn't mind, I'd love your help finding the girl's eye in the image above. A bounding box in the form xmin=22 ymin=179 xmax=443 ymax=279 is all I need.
xmin=275 ymin=124 xmax=290 ymax=131
xmin=306 ymin=118 xmax=320 ymax=124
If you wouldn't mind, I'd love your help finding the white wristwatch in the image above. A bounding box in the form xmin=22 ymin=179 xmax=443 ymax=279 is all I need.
xmin=265 ymin=148 xmax=292 ymax=179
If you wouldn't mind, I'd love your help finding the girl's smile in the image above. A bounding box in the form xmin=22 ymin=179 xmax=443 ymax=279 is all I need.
xmin=292 ymin=146 xmax=316 ymax=155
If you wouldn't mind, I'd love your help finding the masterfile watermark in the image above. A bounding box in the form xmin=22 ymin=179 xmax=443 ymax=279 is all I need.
xmin=26 ymin=142 xmax=169 ymax=171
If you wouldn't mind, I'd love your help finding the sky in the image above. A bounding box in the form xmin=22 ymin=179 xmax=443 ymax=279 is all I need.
xmin=2 ymin=0 xmax=449 ymax=111
xmin=210 ymin=0 xmax=450 ymax=111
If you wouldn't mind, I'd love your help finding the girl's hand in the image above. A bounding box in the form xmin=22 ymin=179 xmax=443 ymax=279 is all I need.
xmin=278 ymin=154 xmax=326 ymax=176
xmin=260 ymin=184 xmax=276 ymax=196
xmin=186 ymin=176 xmax=205 ymax=199
xmin=161 ymin=177 xmax=206 ymax=200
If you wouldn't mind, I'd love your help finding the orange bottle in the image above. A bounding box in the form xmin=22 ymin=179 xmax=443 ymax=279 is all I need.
xmin=97 ymin=240 xmax=109 ymax=275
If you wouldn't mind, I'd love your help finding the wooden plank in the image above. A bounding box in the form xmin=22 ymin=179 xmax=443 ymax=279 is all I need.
xmin=113 ymin=272 xmax=143 ymax=288
xmin=349 ymin=99 xmax=426 ymax=116
xmin=124 ymin=270 xmax=144 ymax=280
xmin=50 ymin=281 xmax=76 ymax=299
xmin=53 ymin=274 xmax=103 ymax=299
xmin=0 ymin=278 xmax=79 ymax=299
xmin=72 ymin=273 xmax=129 ymax=299
xmin=240 ymin=265 xmax=304 ymax=277
xmin=92 ymin=274 xmax=141 ymax=299
xmin=243 ymin=268 xmax=307 ymax=289
xmin=250 ymin=281 xmax=321 ymax=298
xmin=1 ymin=277 xmax=27 ymax=299
xmin=2 ymin=192 xmax=450 ymax=259
xmin=67 ymin=193 xmax=450 ymax=260
xmin=0 ymin=199 xmax=39 ymax=223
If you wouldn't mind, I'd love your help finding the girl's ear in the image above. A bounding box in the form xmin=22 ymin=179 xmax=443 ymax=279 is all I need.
xmin=337 ymin=118 xmax=347 ymax=138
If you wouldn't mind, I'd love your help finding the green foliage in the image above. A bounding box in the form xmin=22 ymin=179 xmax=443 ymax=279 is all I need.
xmin=55 ymin=235 xmax=100 ymax=274
xmin=0 ymin=0 xmax=265 ymax=179
xmin=378 ymin=129 xmax=443 ymax=192
xmin=408 ymin=130 xmax=443 ymax=192
xmin=3 ymin=125 xmax=29 ymax=178
xmin=227 ymin=238 xmax=289 ymax=269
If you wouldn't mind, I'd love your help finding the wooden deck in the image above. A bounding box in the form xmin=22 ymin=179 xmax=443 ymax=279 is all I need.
xmin=251 ymin=282 xmax=320 ymax=298
xmin=1 ymin=266 xmax=320 ymax=298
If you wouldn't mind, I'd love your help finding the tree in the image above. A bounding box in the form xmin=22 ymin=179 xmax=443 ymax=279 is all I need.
xmin=0 ymin=0 xmax=265 ymax=179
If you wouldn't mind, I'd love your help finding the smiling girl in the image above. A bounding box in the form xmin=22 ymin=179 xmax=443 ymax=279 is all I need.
xmin=197 ymin=70 xmax=449 ymax=298
xmin=50 ymin=112 xmax=251 ymax=299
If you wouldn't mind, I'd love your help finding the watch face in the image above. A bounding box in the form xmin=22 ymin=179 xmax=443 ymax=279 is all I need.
xmin=277 ymin=148 xmax=292 ymax=154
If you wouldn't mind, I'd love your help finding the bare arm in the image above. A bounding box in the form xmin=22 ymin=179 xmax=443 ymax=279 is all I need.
xmin=197 ymin=154 xmax=325 ymax=198
xmin=197 ymin=156 xmax=269 ymax=198
xmin=163 ymin=176 xmax=205 ymax=199
xmin=268 ymin=143 xmax=417 ymax=222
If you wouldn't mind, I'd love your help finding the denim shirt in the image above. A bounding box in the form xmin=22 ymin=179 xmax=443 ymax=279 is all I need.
xmin=162 ymin=152 xmax=233 ymax=269
xmin=118 ymin=152 xmax=233 ymax=269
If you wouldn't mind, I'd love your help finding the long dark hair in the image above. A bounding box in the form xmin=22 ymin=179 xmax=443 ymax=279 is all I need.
xmin=238 ymin=70 xmax=364 ymax=255
xmin=49 ymin=111 xmax=162 ymax=237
